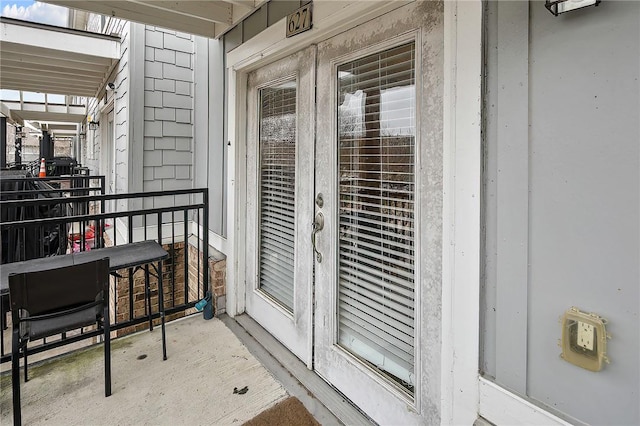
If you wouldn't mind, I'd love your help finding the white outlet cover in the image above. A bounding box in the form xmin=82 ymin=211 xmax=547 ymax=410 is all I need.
xmin=578 ymin=321 xmax=594 ymax=350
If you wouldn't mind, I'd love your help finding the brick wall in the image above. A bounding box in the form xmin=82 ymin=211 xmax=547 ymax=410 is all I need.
xmin=112 ymin=240 xmax=226 ymax=337
xmin=187 ymin=244 xmax=226 ymax=315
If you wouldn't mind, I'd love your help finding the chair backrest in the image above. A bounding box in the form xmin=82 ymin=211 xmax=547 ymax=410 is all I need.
xmin=9 ymin=258 xmax=110 ymax=339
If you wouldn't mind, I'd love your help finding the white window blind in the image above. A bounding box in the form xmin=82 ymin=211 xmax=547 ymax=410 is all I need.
xmin=258 ymin=80 xmax=297 ymax=312
xmin=337 ymin=42 xmax=416 ymax=392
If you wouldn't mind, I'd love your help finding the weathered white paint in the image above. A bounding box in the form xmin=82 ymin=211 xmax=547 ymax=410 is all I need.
xmin=226 ymin=66 xmax=244 ymax=316
xmin=224 ymin=1 xmax=410 ymax=322
xmin=441 ymin=0 xmax=483 ymax=424
xmin=313 ymin=3 xmax=443 ymax=424
xmin=244 ymin=46 xmax=316 ymax=368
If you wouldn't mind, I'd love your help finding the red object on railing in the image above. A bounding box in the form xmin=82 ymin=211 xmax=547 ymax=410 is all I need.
xmin=68 ymin=223 xmax=111 ymax=252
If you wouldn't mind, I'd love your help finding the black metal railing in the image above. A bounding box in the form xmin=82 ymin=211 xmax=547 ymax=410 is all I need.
xmin=0 ymin=187 xmax=209 ymax=363
xmin=1 ymin=175 xmax=106 ymax=263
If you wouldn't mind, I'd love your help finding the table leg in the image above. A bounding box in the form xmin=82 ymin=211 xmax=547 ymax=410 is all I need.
xmin=158 ymin=259 xmax=167 ymax=361
xmin=144 ymin=265 xmax=153 ymax=332
xmin=157 ymin=260 xmax=167 ymax=361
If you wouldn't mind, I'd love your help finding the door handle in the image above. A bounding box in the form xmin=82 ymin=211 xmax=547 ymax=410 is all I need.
xmin=311 ymin=212 xmax=324 ymax=263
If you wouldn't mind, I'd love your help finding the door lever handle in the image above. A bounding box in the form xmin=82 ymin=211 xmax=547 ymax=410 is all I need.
xmin=311 ymin=212 xmax=324 ymax=263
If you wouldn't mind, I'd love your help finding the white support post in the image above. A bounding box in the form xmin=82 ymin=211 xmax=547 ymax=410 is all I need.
xmin=441 ymin=0 xmax=483 ymax=424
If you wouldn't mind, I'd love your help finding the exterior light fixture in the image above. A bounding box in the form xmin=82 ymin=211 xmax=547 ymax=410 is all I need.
xmin=546 ymin=0 xmax=600 ymax=16
xmin=87 ymin=115 xmax=99 ymax=130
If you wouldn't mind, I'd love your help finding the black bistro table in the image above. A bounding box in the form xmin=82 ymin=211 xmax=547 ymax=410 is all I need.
xmin=1 ymin=241 xmax=169 ymax=360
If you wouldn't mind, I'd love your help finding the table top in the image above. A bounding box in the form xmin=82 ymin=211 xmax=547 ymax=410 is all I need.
xmin=1 ymin=241 xmax=168 ymax=294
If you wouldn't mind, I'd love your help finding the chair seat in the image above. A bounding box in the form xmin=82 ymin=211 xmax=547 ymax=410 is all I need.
xmin=21 ymin=305 xmax=102 ymax=340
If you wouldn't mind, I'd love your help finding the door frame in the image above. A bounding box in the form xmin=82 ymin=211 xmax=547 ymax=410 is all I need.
xmin=101 ymin=105 xmax=116 ymax=211
xmin=224 ymin=1 xmax=482 ymax=423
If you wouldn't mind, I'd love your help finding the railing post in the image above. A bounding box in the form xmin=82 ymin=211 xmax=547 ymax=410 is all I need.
xmin=202 ymin=189 xmax=209 ymax=296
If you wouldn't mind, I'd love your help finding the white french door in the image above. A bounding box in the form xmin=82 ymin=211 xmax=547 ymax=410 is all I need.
xmin=244 ymin=46 xmax=316 ymax=366
xmin=243 ymin=3 xmax=443 ymax=422
xmin=312 ymin=3 xmax=442 ymax=424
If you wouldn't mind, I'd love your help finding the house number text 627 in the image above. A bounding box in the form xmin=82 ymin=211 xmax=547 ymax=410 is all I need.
xmin=286 ymin=4 xmax=312 ymax=38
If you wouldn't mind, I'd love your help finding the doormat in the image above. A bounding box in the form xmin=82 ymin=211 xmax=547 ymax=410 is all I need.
xmin=243 ymin=397 xmax=320 ymax=426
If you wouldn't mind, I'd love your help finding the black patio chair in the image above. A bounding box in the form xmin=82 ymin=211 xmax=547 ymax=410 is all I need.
xmin=8 ymin=258 xmax=111 ymax=426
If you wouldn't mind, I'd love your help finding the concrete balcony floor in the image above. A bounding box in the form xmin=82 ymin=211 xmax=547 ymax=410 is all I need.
xmin=0 ymin=315 xmax=351 ymax=425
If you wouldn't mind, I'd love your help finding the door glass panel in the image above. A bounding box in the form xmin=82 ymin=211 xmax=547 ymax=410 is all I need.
xmin=337 ymin=42 xmax=416 ymax=392
xmin=258 ymin=79 xmax=297 ymax=312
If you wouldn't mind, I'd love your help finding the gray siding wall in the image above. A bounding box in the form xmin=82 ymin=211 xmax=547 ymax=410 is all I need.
xmin=483 ymin=1 xmax=639 ymax=424
xmin=194 ymin=37 xmax=225 ymax=236
xmin=143 ymin=26 xmax=195 ymax=207
xmin=83 ymin=21 xmax=223 ymax=230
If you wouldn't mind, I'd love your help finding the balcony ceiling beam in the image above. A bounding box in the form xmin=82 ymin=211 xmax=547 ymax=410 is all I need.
xmin=44 ymin=0 xmax=260 ymax=38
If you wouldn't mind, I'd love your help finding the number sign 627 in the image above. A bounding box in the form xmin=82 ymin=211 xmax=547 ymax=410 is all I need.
xmin=286 ymin=4 xmax=312 ymax=38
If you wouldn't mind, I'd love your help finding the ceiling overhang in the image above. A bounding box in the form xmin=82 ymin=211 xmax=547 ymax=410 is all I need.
xmin=1 ymin=101 xmax=87 ymax=124
xmin=45 ymin=0 xmax=260 ymax=38
xmin=0 ymin=17 xmax=120 ymax=98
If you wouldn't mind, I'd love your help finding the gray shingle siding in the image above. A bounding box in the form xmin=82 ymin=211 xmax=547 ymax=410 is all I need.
xmin=145 ymin=60 xmax=162 ymax=78
xmin=154 ymin=137 xmax=176 ymax=150
xmin=163 ymin=33 xmax=192 ymax=52
xmin=154 ymin=165 xmax=176 ymax=179
xmin=155 ymin=107 xmax=176 ymax=121
xmin=163 ymin=150 xmax=192 ymax=165
xmin=176 ymin=52 xmax=191 ymax=68
xmin=144 ymin=90 xmax=162 ymax=107
xmin=154 ymin=48 xmax=176 ymax=64
xmin=143 ymin=150 xmax=162 ymax=167
xmin=162 ymin=63 xmax=193 ymax=82
xmin=176 ymin=109 xmax=191 ymax=124
xmin=145 ymin=29 xmax=163 ymax=48
xmin=163 ymin=93 xmax=192 ymax=109
xmin=175 ymin=81 xmax=191 ymax=96
xmin=154 ymin=78 xmax=176 ymax=92
xmin=145 ymin=46 xmax=154 ymax=60
xmin=175 ymin=165 xmax=191 ymax=180
xmin=162 ymin=122 xmax=192 ymax=137
xmin=176 ymin=138 xmax=191 ymax=152
xmin=142 ymin=25 xmax=194 ymax=193
xmin=144 ymin=120 xmax=162 ymax=137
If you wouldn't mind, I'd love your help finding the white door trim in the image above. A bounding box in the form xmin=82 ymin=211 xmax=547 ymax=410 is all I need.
xmin=441 ymin=0 xmax=483 ymax=424
xmin=479 ymin=378 xmax=574 ymax=425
